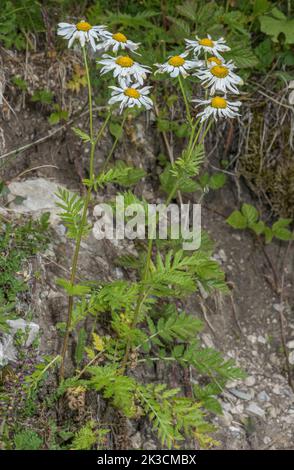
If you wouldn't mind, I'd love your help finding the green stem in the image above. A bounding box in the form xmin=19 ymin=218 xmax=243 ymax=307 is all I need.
xmin=59 ymin=50 xmax=110 ymax=381
xmin=82 ymin=46 xmax=94 ymax=179
xmin=199 ymin=118 xmax=213 ymax=144
xmin=102 ymin=114 xmax=127 ymax=172
xmin=178 ymin=75 xmax=192 ymax=126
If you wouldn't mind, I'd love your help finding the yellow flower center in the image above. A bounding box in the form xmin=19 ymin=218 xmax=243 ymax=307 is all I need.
xmin=112 ymin=32 xmax=127 ymax=43
xmin=76 ymin=21 xmax=92 ymax=32
xmin=124 ymin=88 xmax=140 ymax=99
xmin=199 ymin=38 xmax=214 ymax=47
xmin=115 ymin=56 xmax=134 ymax=68
xmin=210 ymin=65 xmax=229 ymax=78
xmin=211 ymin=96 xmax=227 ymax=109
xmin=168 ymin=55 xmax=185 ymax=67
xmin=207 ymin=56 xmax=222 ymax=65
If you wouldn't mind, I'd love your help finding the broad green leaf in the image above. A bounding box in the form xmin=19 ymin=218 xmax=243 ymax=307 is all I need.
xmin=251 ymin=220 xmax=266 ymax=235
xmin=259 ymin=9 xmax=294 ymax=44
xmin=209 ymin=173 xmax=227 ymax=190
xmin=109 ymin=122 xmax=123 ymax=140
xmin=264 ymin=226 xmax=273 ymax=244
xmin=272 ymin=218 xmax=292 ymax=231
xmin=253 ymin=0 xmax=270 ymax=16
xmin=226 ymin=210 xmax=247 ymax=229
xmin=272 ymin=228 xmax=293 ymax=241
xmin=241 ymin=203 xmax=259 ymax=226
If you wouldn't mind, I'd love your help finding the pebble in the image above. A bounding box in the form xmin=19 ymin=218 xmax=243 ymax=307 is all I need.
xmin=245 ymin=376 xmax=256 ymax=387
xmin=273 ymin=384 xmax=281 ymax=395
xmin=257 ymin=335 xmax=267 ymax=344
xmin=230 ymin=389 xmax=252 ymax=401
xmin=248 ymin=335 xmax=257 ymax=344
xmin=288 ymin=351 xmax=294 ymax=365
xmin=246 ymin=402 xmax=265 ymax=418
xmin=257 ymin=391 xmax=270 ymax=402
xmin=286 ymin=340 xmax=294 ymax=349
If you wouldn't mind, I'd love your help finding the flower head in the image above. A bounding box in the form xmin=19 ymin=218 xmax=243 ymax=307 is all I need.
xmin=98 ymin=54 xmax=151 ymax=85
xmin=57 ymin=21 xmax=108 ymax=50
xmin=96 ymin=31 xmax=140 ymax=53
xmin=195 ymin=63 xmax=242 ymax=95
xmin=155 ymin=52 xmax=200 ymax=78
xmin=108 ymin=82 xmax=153 ymax=113
xmin=193 ymin=96 xmax=241 ymax=122
xmin=185 ymin=35 xmax=230 ymax=58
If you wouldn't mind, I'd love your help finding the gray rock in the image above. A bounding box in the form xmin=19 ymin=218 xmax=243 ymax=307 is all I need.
xmin=7 ymin=178 xmax=67 ymax=225
xmin=246 ymin=402 xmax=265 ymax=418
xmin=230 ymin=388 xmax=252 ymax=401
xmin=0 ymin=319 xmax=39 ymax=365
xmin=286 ymin=340 xmax=294 ymax=349
xmin=257 ymin=391 xmax=270 ymax=402
xmin=245 ymin=376 xmax=256 ymax=387
xmin=288 ymin=351 xmax=294 ymax=365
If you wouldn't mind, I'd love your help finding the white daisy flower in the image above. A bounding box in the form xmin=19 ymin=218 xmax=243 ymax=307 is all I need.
xmin=196 ymin=55 xmax=225 ymax=69
xmin=195 ymin=63 xmax=242 ymax=95
xmin=96 ymin=31 xmax=140 ymax=53
xmin=185 ymin=35 xmax=230 ymax=58
xmin=108 ymin=82 xmax=153 ymax=113
xmin=155 ymin=52 xmax=200 ymax=78
xmin=57 ymin=21 xmax=108 ymax=50
xmin=97 ymin=54 xmax=151 ymax=85
xmin=194 ymin=96 xmax=241 ymax=122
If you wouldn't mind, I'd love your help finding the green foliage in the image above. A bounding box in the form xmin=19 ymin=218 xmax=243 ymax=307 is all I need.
xmin=227 ymin=203 xmax=293 ymax=244
xmin=71 ymin=127 xmax=91 ymax=144
xmin=75 ymin=328 xmax=87 ymax=366
xmin=137 ymin=383 xmax=216 ymax=449
xmin=84 ymin=162 xmax=146 ymax=190
xmin=14 ymin=429 xmax=43 ymax=450
xmin=31 ymin=89 xmax=54 ymax=105
xmin=0 ymin=215 xmax=49 ymax=309
xmin=56 ymin=188 xmax=90 ymax=239
xmin=24 ymin=355 xmax=61 ymax=397
xmin=0 ymin=0 xmax=43 ymax=50
xmin=146 ymin=309 xmax=203 ymax=346
xmin=259 ymin=7 xmax=294 ymax=44
xmin=86 ymin=365 xmax=136 ymax=417
xmin=71 ymin=421 xmax=109 ymax=450
xmin=56 ymin=278 xmax=91 ymax=297
xmin=48 ymin=105 xmax=69 ymax=125
xmin=160 ymin=145 xmax=204 ymax=194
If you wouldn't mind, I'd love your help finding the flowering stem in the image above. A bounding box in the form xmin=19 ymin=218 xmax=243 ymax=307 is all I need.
xmin=178 ymin=75 xmax=192 ymax=126
xmin=82 ymin=46 xmax=94 ymax=179
xmin=59 ymin=49 xmax=111 ymax=381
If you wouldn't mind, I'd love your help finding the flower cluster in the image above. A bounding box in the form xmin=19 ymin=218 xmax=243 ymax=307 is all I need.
xmin=57 ymin=20 xmax=153 ymax=113
xmin=155 ymin=34 xmax=242 ymax=122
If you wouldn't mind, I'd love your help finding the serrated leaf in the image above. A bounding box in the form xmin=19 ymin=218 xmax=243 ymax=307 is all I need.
xmin=72 ymin=127 xmax=91 ymax=143
xmin=251 ymin=220 xmax=266 ymax=235
xmin=56 ymin=278 xmax=91 ymax=296
xmin=209 ymin=173 xmax=227 ymax=190
xmin=241 ymin=203 xmax=259 ymax=226
xmin=92 ymin=332 xmax=104 ymax=352
xmin=259 ymin=9 xmax=294 ymax=44
xmin=226 ymin=210 xmax=247 ymax=229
